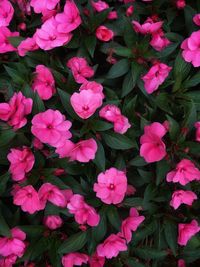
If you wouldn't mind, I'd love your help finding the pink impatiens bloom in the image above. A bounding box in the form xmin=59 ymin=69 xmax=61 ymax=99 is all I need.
xmin=113 ymin=115 xmax=131 ymax=134
xmin=32 ymin=65 xmax=56 ymax=100
xmin=67 ymin=57 xmax=94 ymax=84
xmin=132 ymin=18 xmax=163 ymax=35
xmin=80 ymin=81 xmax=104 ymax=99
xmin=35 ymin=17 xmax=72 ymax=50
xmin=31 ymin=109 xmax=72 ymax=147
xmin=140 ymin=122 xmax=167 ymax=163
xmin=166 ymin=159 xmax=200 ymax=185
xmin=17 ymin=37 xmax=39 ymax=57
xmin=0 ymin=227 xmax=26 ymax=257
xmin=89 ymin=253 xmax=105 ymax=267
xmin=193 ymin=14 xmax=200 ymax=26
xmin=38 ymin=183 xmax=68 ymax=209
xmin=121 ymin=208 xmax=145 ymax=243
xmin=178 ymin=220 xmax=200 ymax=246
xmin=150 ymin=30 xmax=171 ymax=51
xmin=30 ymin=0 xmax=60 ymax=14
xmin=62 ymin=252 xmax=89 ymax=267
xmin=0 ymin=27 xmax=19 ymax=53
xmin=142 ymin=62 xmax=172 ymax=94
xmin=70 ymin=90 xmax=103 ymax=119
xmin=170 ymin=190 xmax=197 ymax=210
xmin=91 ymin=0 xmax=109 ymax=12
xmin=0 ymin=0 xmax=14 ymax=27
xmin=181 ymin=30 xmax=200 ymax=67
xmin=13 ymin=185 xmax=42 ymax=214
xmin=93 ymin=167 xmax=127 ymax=204
xmin=55 ymin=0 xmax=81 ymax=33
xmin=96 ymin=26 xmax=114 ymax=42
xmin=178 ymin=259 xmax=186 ymax=267
xmin=194 ymin=121 xmax=200 ymax=142
xmin=0 ymin=254 xmax=17 ymax=266
xmin=97 ymin=234 xmax=127 ymax=259
xmin=43 ymin=215 xmax=63 ymax=230
xmin=7 ymin=147 xmax=35 ymax=182
xmin=67 ymin=194 xmax=100 ymax=227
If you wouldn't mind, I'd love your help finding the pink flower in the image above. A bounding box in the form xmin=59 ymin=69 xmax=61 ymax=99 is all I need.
xmin=121 ymin=208 xmax=145 ymax=243
xmin=32 ymin=65 xmax=56 ymax=100
xmin=108 ymin=11 xmax=118 ymax=20
xmin=176 ymin=0 xmax=186 ymax=9
xmin=0 ymin=227 xmax=26 ymax=257
xmin=17 ymin=37 xmax=39 ymax=57
xmin=126 ymin=6 xmax=134 ymax=17
xmin=62 ymin=253 xmax=89 ymax=267
xmin=97 ymin=234 xmax=127 ymax=259
xmin=0 ymin=0 xmax=14 ymax=27
xmin=93 ymin=167 xmax=127 ymax=204
xmin=38 ymin=183 xmax=67 ymax=209
xmin=67 ymin=57 xmax=94 ymax=84
xmin=35 ymin=17 xmax=72 ymax=51
xmin=67 ymin=194 xmax=100 ymax=227
xmin=70 ymin=90 xmax=103 ymax=119
xmin=170 ymin=190 xmax=197 ymax=210
xmin=178 ymin=259 xmax=186 ymax=267
xmin=126 ymin=185 xmax=136 ymax=196
xmin=150 ymin=30 xmax=171 ymax=51
xmin=178 ymin=220 xmax=200 ymax=246
xmin=193 ymin=14 xmax=200 ymax=26
xmin=33 ymin=137 xmax=44 ymax=150
xmin=0 ymin=27 xmax=19 ymax=53
xmin=13 ymin=185 xmax=42 ymax=214
xmin=31 ymin=109 xmax=72 ymax=147
xmin=89 ymin=253 xmax=105 ymax=267
xmin=132 ymin=18 xmax=163 ymax=35
xmin=142 ymin=62 xmax=172 ymax=94
xmin=43 ymin=215 xmax=63 ymax=230
xmin=91 ymin=1 xmax=109 ymax=12
xmin=30 ymin=0 xmax=60 ymax=14
xmin=195 ymin=121 xmax=200 ymax=141
xmin=96 ymin=26 xmax=114 ymax=42
xmin=140 ymin=122 xmax=167 ymax=163
xmin=113 ymin=115 xmax=131 ymax=134
xmin=55 ymin=1 xmax=81 ymax=33
xmin=80 ymin=81 xmax=104 ymax=99
xmin=166 ymin=159 xmax=200 ymax=185
xmin=0 ymin=254 xmax=17 ymax=267
xmin=7 ymin=147 xmax=35 ymax=182
xmin=181 ymin=30 xmax=200 ymax=67
xmin=0 ymin=92 xmax=33 ymax=130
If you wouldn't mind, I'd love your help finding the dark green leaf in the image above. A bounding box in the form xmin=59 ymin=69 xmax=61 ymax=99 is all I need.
xmin=102 ymin=131 xmax=135 ymax=150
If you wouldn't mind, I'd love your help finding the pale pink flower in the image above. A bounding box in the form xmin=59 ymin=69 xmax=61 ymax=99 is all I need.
xmin=181 ymin=30 xmax=200 ymax=67
xmin=13 ymin=185 xmax=42 ymax=214
xmin=80 ymin=81 xmax=104 ymax=99
xmin=166 ymin=159 xmax=200 ymax=185
xmin=91 ymin=1 xmax=109 ymax=12
xmin=35 ymin=17 xmax=72 ymax=51
xmin=67 ymin=57 xmax=94 ymax=84
xmin=38 ymin=183 xmax=67 ymax=209
xmin=62 ymin=253 xmax=89 ymax=267
xmin=93 ymin=167 xmax=127 ymax=204
xmin=0 ymin=0 xmax=14 ymax=27
xmin=0 ymin=227 xmax=26 ymax=257
xmin=31 ymin=109 xmax=72 ymax=147
xmin=30 ymin=0 xmax=60 ymax=14
xmin=7 ymin=147 xmax=35 ymax=182
xmin=89 ymin=253 xmax=105 ymax=267
xmin=121 ymin=208 xmax=145 ymax=243
xmin=32 ymin=65 xmax=56 ymax=100
xmin=170 ymin=190 xmax=197 ymax=210
xmin=195 ymin=122 xmax=200 ymax=142
xmin=132 ymin=18 xmax=163 ymax=35
xmin=43 ymin=215 xmax=63 ymax=230
xmin=140 ymin=122 xmax=167 ymax=163
xmin=142 ymin=62 xmax=172 ymax=94
xmin=150 ymin=30 xmax=171 ymax=51
xmin=96 ymin=26 xmax=114 ymax=42
xmin=17 ymin=37 xmax=39 ymax=57
xmin=70 ymin=90 xmax=103 ymax=119
xmin=193 ymin=14 xmax=200 ymax=26
xmin=97 ymin=234 xmax=127 ymax=259
xmin=178 ymin=220 xmax=200 ymax=246
xmin=0 ymin=27 xmax=19 ymax=53
xmin=67 ymin=194 xmax=100 ymax=227
xmin=55 ymin=1 xmax=81 ymax=33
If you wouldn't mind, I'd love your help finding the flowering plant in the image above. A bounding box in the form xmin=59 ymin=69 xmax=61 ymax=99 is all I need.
xmin=0 ymin=0 xmax=200 ymax=266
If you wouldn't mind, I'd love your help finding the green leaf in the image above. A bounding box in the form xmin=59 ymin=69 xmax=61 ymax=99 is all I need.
xmin=0 ymin=128 xmax=16 ymax=147
xmin=129 ymin=156 xmax=147 ymax=167
xmin=126 ymin=258 xmax=146 ymax=267
xmin=0 ymin=172 xmax=10 ymax=195
xmin=122 ymin=197 xmax=143 ymax=207
xmin=93 ymin=141 xmax=106 ymax=171
xmin=0 ymin=211 xmax=11 ymax=237
xmin=107 ymin=59 xmax=130 ymax=79
xmin=58 ymin=231 xmax=88 ymax=254
xmin=92 ymin=213 xmax=107 ymax=242
xmin=84 ymin=36 xmax=96 ymax=57
xmin=184 ymin=71 xmax=200 ymax=88
xmin=8 ymin=36 xmax=25 ymax=47
xmin=106 ymin=206 xmax=121 ymax=231
xmin=32 ymin=92 xmax=45 ymax=114
xmin=174 ymin=53 xmax=191 ymax=80
xmin=164 ymin=220 xmax=177 ymax=256
xmin=183 ymin=100 xmax=197 ymax=129
xmin=166 ymin=115 xmax=180 ymax=140
xmin=184 ymin=6 xmax=199 ymax=34
xmin=91 ymin=120 xmax=113 ymax=131
xmin=156 ymin=160 xmax=170 ymax=185
xmin=4 ymin=65 xmax=25 ymax=84
xmin=114 ymin=47 xmax=132 ymax=58
xmin=133 ymin=248 xmax=167 ymax=260
xmin=102 ymin=131 xmax=135 ymax=150
xmin=19 ymin=226 xmax=45 ymax=238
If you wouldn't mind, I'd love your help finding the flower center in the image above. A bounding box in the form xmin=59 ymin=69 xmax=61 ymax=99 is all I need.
xmin=109 ymin=183 xmax=115 ymax=190
xmin=47 ymin=124 xmax=53 ymax=129
xmin=27 ymin=193 xmax=32 ymax=198
xmin=82 ymin=105 xmax=89 ymax=111
xmin=49 ymin=35 xmax=56 ymax=41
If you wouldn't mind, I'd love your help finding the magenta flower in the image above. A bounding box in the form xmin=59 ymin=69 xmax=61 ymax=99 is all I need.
xmin=132 ymin=18 xmax=163 ymax=35
xmin=91 ymin=1 xmax=109 ymax=12
xmin=80 ymin=81 xmax=105 ymax=99
xmin=0 ymin=0 xmax=14 ymax=27
xmin=43 ymin=215 xmax=63 ymax=230
xmin=0 ymin=27 xmax=19 ymax=53
xmin=89 ymin=253 xmax=105 ymax=267
xmin=93 ymin=167 xmax=127 ymax=204
xmin=96 ymin=26 xmax=114 ymax=42
xmin=62 ymin=252 xmax=89 ymax=267
xmin=193 ymin=14 xmax=200 ymax=26
xmin=30 ymin=0 xmax=60 ymax=14
xmin=150 ymin=30 xmax=171 ymax=51
xmin=178 ymin=220 xmax=200 ymax=246
xmin=170 ymin=190 xmax=197 ymax=210
xmin=17 ymin=37 xmax=39 ymax=57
